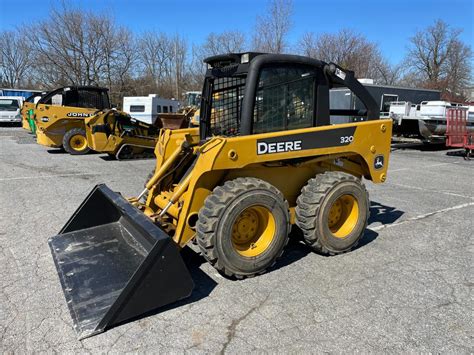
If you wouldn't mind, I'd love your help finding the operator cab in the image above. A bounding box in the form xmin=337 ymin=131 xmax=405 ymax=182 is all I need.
xmin=199 ymin=52 xmax=379 ymax=140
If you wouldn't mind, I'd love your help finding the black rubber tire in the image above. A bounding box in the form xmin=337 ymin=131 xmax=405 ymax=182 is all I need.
xmin=62 ymin=128 xmax=90 ymax=155
xmin=295 ymin=171 xmax=369 ymax=255
xmin=196 ymin=177 xmax=290 ymax=278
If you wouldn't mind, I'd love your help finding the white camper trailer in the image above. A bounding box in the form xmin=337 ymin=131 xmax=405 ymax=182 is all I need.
xmin=122 ymin=94 xmax=179 ymax=124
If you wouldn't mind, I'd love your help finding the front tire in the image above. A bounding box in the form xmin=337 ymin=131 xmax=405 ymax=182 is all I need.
xmin=63 ymin=128 xmax=90 ymax=155
xmin=196 ymin=177 xmax=290 ymax=278
xmin=296 ymin=171 xmax=369 ymax=255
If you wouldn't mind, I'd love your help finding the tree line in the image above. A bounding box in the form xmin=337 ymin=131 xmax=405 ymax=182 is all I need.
xmin=0 ymin=0 xmax=471 ymax=104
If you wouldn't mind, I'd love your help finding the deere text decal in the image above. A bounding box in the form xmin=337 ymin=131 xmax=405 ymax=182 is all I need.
xmin=256 ymin=126 xmax=356 ymax=155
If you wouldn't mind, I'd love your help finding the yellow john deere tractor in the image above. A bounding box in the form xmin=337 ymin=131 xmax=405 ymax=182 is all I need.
xmin=49 ymin=53 xmax=392 ymax=339
xmin=34 ymin=86 xmax=110 ymax=155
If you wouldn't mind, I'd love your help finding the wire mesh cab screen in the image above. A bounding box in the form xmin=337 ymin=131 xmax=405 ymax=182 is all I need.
xmin=207 ymin=76 xmax=246 ymax=137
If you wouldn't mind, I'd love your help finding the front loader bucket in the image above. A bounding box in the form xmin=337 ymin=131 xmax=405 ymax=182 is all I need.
xmin=48 ymin=184 xmax=194 ymax=339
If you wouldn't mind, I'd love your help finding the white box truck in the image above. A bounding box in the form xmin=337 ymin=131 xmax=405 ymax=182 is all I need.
xmin=122 ymin=94 xmax=179 ymax=124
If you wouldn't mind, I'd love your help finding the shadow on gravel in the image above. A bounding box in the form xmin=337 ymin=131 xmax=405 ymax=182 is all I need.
xmin=270 ymin=236 xmax=312 ymax=270
xmin=99 ymin=154 xmax=116 ymax=161
xmin=391 ymin=142 xmax=449 ymax=152
xmin=47 ymin=149 xmax=100 ymax=155
xmin=0 ymin=122 xmax=22 ymax=128
xmin=446 ymin=149 xmax=472 ymax=160
xmin=110 ymin=246 xmax=218 ymax=333
xmin=46 ymin=148 xmax=66 ymax=154
xmin=369 ymin=200 xmax=404 ymax=226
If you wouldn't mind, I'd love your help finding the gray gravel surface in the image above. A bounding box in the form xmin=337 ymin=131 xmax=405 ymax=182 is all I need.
xmin=1 ymin=127 xmax=472 ymax=353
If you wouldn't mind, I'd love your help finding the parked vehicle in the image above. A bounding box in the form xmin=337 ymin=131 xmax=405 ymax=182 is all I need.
xmin=0 ymin=97 xmax=24 ymax=124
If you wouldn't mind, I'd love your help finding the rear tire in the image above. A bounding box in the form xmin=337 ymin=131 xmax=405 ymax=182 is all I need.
xmin=63 ymin=128 xmax=90 ymax=155
xmin=295 ymin=171 xmax=369 ymax=255
xmin=196 ymin=177 xmax=290 ymax=278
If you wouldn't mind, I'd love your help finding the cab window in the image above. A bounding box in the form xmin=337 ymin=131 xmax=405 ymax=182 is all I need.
xmin=253 ymin=65 xmax=316 ymax=134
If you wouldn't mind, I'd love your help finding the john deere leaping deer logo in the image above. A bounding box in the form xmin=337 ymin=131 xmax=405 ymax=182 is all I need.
xmin=374 ymin=155 xmax=384 ymax=170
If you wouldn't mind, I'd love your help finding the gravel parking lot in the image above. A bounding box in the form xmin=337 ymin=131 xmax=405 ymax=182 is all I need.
xmin=1 ymin=126 xmax=472 ymax=353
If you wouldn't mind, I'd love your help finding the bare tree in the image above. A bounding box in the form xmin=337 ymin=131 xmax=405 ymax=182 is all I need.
xmin=29 ymin=4 xmax=136 ymax=102
xmin=252 ymin=0 xmax=293 ymax=53
xmin=0 ymin=30 xmax=32 ymax=88
xmin=297 ymin=29 xmax=395 ymax=83
xmin=201 ymin=31 xmax=247 ymax=56
xmin=170 ymin=34 xmax=188 ymax=99
xmin=297 ymin=32 xmax=318 ymax=58
xmin=138 ymin=31 xmax=173 ymax=91
xmin=373 ymin=60 xmax=405 ymax=86
xmin=186 ymin=30 xmax=247 ymax=89
xmin=405 ymin=19 xmax=472 ymax=99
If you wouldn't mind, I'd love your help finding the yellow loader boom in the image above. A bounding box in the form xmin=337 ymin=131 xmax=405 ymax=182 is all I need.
xmin=49 ymin=53 xmax=392 ymax=339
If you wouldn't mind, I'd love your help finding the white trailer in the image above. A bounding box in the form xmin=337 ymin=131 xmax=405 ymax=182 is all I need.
xmin=122 ymin=94 xmax=179 ymax=124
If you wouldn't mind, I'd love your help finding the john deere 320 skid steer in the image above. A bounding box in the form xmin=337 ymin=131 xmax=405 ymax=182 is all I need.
xmin=49 ymin=53 xmax=392 ymax=339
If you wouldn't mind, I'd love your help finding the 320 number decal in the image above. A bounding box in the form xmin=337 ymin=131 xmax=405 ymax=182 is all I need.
xmin=340 ymin=135 xmax=354 ymax=144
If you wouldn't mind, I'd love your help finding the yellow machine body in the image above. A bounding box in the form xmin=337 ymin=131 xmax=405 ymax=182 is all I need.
xmin=35 ymin=105 xmax=97 ymax=147
xmin=21 ymin=101 xmax=35 ymax=130
xmin=84 ymin=110 xmax=159 ymax=158
xmin=33 ymin=86 xmax=110 ymax=152
xmin=137 ymin=119 xmax=392 ymax=248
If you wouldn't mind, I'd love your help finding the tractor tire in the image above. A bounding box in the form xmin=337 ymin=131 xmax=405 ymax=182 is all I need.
xmin=295 ymin=171 xmax=369 ymax=255
xmin=63 ymin=128 xmax=90 ymax=155
xmin=196 ymin=177 xmax=290 ymax=278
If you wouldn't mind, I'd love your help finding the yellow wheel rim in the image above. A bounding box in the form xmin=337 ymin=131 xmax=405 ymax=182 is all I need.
xmin=69 ymin=134 xmax=88 ymax=151
xmin=328 ymin=194 xmax=359 ymax=238
xmin=231 ymin=206 xmax=276 ymax=257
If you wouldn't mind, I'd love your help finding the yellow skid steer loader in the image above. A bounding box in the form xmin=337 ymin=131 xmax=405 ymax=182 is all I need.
xmin=34 ymin=86 xmax=110 ymax=155
xmin=85 ymin=109 xmax=160 ymax=159
xmin=49 ymin=53 xmax=392 ymax=339
xmin=85 ymin=109 xmax=195 ymax=159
